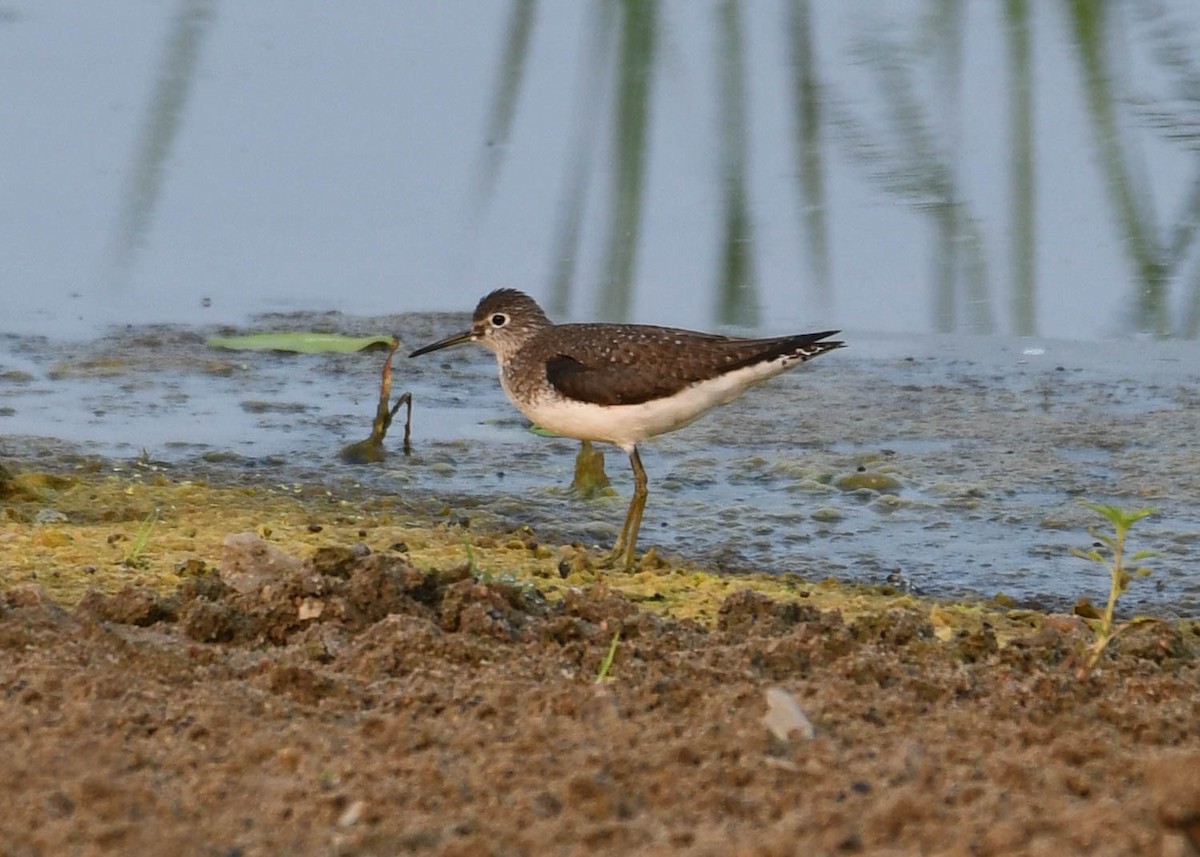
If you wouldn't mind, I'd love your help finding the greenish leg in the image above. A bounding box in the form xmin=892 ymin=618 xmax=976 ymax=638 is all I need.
xmin=608 ymin=446 xmax=648 ymax=571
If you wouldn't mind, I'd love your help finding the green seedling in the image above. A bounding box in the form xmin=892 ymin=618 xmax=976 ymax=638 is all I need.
xmin=595 ymin=629 xmax=622 ymax=683
xmin=123 ymin=509 xmax=159 ymax=568
xmin=1072 ymin=501 xmax=1156 ymax=679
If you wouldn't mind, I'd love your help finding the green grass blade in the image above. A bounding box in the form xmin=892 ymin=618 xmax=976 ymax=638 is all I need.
xmin=595 ymin=629 xmax=621 ymax=683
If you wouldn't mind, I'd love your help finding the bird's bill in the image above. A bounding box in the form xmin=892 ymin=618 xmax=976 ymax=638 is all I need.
xmin=409 ymin=328 xmax=475 ymax=358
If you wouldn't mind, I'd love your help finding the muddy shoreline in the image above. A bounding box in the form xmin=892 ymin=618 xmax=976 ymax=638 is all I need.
xmin=3 ymin=317 xmax=1200 ymax=853
xmin=1 ymin=462 xmax=1198 ymax=856
xmin=3 ymin=316 xmax=1199 ymax=615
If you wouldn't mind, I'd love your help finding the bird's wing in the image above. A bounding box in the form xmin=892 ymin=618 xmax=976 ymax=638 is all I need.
xmin=544 ymin=354 xmax=689 ymax=406
xmin=542 ymin=326 xmax=841 ymax=407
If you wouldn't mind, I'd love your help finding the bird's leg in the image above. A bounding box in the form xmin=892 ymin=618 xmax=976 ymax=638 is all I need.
xmin=608 ymin=446 xmax=648 ymax=571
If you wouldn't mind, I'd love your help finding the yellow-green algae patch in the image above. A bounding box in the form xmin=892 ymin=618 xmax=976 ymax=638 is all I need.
xmin=1 ymin=469 xmax=1189 ymax=646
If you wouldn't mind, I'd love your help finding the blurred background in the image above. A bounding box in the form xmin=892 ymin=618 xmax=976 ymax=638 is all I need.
xmin=3 ymin=0 xmax=1200 ymax=340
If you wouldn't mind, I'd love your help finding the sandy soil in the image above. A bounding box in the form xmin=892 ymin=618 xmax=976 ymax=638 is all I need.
xmin=1 ymin=466 xmax=1198 ymax=856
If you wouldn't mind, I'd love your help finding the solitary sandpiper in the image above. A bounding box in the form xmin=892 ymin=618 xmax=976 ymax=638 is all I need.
xmin=410 ymin=289 xmax=844 ymax=570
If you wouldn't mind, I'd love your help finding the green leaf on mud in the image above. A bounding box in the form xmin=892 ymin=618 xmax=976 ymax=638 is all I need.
xmin=206 ymin=333 xmax=394 ymax=353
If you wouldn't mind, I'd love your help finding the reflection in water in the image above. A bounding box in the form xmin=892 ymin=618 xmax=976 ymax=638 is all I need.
xmin=546 ymin=3 xmax=615 ymax=320
xmin=11 ymin=1 xmax=1199 ymax=338
xmin=714 ymin=0 xmax=757 ymax=328
xmin=786 ymin=0 xmax=832 ymax=315
xmin=833 ymin=13 xmax=994 ymax=335
xmin=599 ymin=0 xmax=657 ymax=322
xmin=1068 ymin=1 xmax=1200 ymax=338
xmin=1006 ymin=0 xmax=1036 ymax=335
xmin=109 ymin=0 xmax=217 ymax=280
xmin=1070 ymin=1 xmax=1165 ymax=336
xmin=476 ymin=0 xmax=536 ymax=212
xmin=1141 ymin=6 xmax=1200 ymax=337
xmin=482 ymin=0 xmax=657 ymax=323
xmin=473 ymin=0 xmax=1200 ymax=337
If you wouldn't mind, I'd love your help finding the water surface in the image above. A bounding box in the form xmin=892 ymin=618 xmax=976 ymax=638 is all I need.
xmin=3 ymin=2 xmax=1200 ymax=338
xmin=3 ymin=316 xmax=1196 ymax=617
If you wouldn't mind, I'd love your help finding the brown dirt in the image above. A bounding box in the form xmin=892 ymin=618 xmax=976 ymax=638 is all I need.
xmin=1 ymin=471 xmax=1199 ymax=856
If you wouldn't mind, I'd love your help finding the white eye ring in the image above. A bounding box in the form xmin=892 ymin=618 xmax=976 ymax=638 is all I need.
xmin=490 ymin=313 xmax=509 ymax=327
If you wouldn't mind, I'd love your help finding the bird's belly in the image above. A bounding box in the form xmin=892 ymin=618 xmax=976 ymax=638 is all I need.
xmin=518 ymin=396 xmax=699 ymax=446
xmin=509 ymin=362 xmax=787 ymax=447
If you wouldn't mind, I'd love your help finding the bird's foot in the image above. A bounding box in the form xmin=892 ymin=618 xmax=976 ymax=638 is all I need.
xmin=601 ymin=543 xmax=638 ymax=573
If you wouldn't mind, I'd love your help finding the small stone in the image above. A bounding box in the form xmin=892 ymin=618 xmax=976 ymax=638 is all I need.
xmin=298 ymin=598 xmax=324 ymax=621
xmin=337 ymin=799 xmax=365 ymax=828
xmin=763 ymin=686 xmax=815 ymax=742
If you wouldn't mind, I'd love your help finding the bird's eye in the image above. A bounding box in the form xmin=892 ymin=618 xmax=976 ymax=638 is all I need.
xmin=490 ymin=313 xmax=509 ymax=327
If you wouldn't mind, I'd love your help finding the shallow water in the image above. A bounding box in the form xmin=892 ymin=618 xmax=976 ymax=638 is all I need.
xmin=4 ymin=3 xmax=1200 ymax=340
xmin=2 ymin=313 xmax=1197 ymax=616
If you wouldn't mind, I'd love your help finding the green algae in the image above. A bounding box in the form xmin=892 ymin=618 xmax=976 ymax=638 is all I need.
xmin=1 ymin=468 xmax=1194 ymax=658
